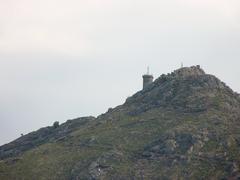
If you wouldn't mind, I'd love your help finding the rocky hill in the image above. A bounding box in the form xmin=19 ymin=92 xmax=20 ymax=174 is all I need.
xmin=0 ymin=65 xmax=240 ymax=179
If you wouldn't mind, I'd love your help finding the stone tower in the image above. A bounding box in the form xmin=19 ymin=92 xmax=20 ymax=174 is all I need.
xmin=142 ymin=67 xmax=154 ymax=90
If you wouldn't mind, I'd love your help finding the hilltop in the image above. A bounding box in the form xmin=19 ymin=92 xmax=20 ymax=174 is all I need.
xmin=0 ymin=65 xmax=240 ymax=179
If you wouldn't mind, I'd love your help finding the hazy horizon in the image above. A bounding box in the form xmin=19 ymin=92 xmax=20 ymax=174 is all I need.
xmin=1 ymin=0 xmax=240 ymax=145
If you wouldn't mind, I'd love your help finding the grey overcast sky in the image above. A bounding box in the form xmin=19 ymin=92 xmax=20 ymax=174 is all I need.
xmin=0 ymin=0 xmax=240 ymax=145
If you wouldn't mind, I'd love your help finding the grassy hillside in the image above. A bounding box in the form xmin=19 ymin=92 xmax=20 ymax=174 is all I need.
xmin=1 ymin=66 xmax=240 ymax=179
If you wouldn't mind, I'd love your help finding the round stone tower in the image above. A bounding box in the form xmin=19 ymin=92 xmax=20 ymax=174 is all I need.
xmin=142 ymin=67 xmax=154 ymax=90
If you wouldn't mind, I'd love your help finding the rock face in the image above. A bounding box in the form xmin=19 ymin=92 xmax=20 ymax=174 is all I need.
xmin=173 ymin=65 xmax=205 ymax=78
xmin=0 ymin=66 xmax=240 ymax=180
xmin=125 ymin=65 xmax=236 ymax=115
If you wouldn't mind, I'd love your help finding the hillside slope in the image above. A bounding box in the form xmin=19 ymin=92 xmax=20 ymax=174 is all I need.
xmin=0 ymin=65 xmax=240 ymax=179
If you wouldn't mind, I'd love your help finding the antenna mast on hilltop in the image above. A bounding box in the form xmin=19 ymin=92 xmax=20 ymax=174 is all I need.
xmin=181 ymin=62 xmax=183 ymax=68
xmin=147 ymin=66 xmax=150 ymax=75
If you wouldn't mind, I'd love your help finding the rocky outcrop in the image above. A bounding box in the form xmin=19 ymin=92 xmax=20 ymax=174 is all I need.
xmin=125 ymin=65 xmax=239 ymax=116
xmin=173 ymin=65 xmax=205 ymax=78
